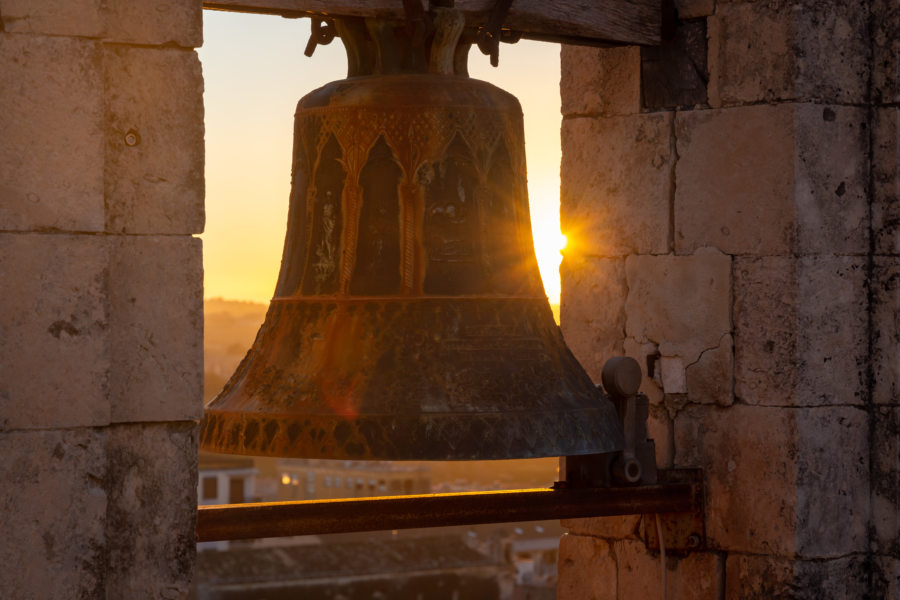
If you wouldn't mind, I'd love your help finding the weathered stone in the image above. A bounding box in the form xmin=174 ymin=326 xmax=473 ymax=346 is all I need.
xmin=794 ymin=104 xmax=869 ymax=255
xmin=871 ymin=407 xmax=900 ymax=556
xmin=108 ymin=236 xmax=203 ymax=423
xmin=641 ymin=19 xmax=707 ymax=110
xmin=724 ymin=553 xmax=870 ymax=600
xmin=560 ymin=45 xmax=641 ymax=117
xmin=561 ymin=113 xmax=672 ymax=257
xmin=666 ymin=551 xmax=721 ymax=600
xmin=872 ymin=0 xmax=900 ymax=104
xmin=674 ymin=0 xmax=714 ymax=19
xmin=615 ymin=540 xmax=662 ymax=600
xmin=559 ymin=256 xmax=626 ymax=382
xmin=561 ymin=514 xmax=641 ymax=540
xmin=675 ymin=405 xmax=868 ymax=556
xmin=623 ymin=338 xmax=664 ymax=406
xmin=685 ymin=333 xmax=733 ymax=406
xmin=794 ymin=406 xmax=869 ymax=557
xmin=0 ymin=234 xmax=109 ymax=430
xmin=0 ymin=34 xmax=104 ymax=232
xmin=106 ymin=423 xmax=197 ymax=599
xmin=734 ymin=256 xmax=867 ymax=407
xmin=708 ymin=1 xmax=869 ymax=106
xmin=558 ymin=534 xmax=616 ymax=600
xmin=104 ymin=45 xmax=205 ymax=235
xmin=873 ymin=257 xmax=900 ymax=405
xmin=103 ymin=0 xmax=202 ymax=48
xmin=616 ymin=540 xmax=720 ymax=600
xmin=624 ymin=248 xmax=731 ymax=366
xmin=0 ymin=0 xmax=104 ymax=36
xmin=674 ymin=104 xmax=795 ymax=254
xmin=677 ymin=104 xmax=868 ymax=255
xmin=733 ymin=257 xmax=798 ymax=406
xmin=795 ymin=256 xmax=867 ymax=406
xmin=873 ymin=107 xmax=900 ymax=255
xmin=0 ymin=429 xmax=106 ymax=600
xmin=875 ymin=557 xmax=900 ymax=599
xmin=674 ymin=405 xmax=798 ymax=555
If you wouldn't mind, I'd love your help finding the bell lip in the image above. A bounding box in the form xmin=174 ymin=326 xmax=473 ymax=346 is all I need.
xmin=199 ymin=405 xmax=626 ymax=462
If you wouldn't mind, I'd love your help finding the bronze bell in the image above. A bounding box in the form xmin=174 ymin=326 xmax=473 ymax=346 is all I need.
xmin=200 ymin=10 xmax=625 ymax=460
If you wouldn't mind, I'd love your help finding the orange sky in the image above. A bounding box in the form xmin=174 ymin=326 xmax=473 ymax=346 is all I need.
xmin=199 ymin=11 xmax=565 ymax=304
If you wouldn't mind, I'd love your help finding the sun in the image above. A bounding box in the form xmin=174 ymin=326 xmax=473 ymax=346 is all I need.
xmin=531 ymin=223 xmax=567 ymax=305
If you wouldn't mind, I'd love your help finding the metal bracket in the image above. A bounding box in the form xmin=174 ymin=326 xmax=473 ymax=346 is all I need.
xmin=642 ymin=468 xmax=706 ymax=552
xmin=475 ymin=0 xmax=514 ymax=66
xmin=303 ymin=17 xmax=336 ymax=57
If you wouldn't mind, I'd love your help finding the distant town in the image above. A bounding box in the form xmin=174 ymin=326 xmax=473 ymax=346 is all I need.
xmin=196 ymin=298 xmax=566 ymax=600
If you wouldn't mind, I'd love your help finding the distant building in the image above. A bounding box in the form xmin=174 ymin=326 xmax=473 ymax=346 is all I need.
xmin=191 ymin=536 xmax=514 ymax=600
xmin=263 ymin=458 xmax=431 ymax=501
xmin=198 ymin=452 xmax=258 ymax=505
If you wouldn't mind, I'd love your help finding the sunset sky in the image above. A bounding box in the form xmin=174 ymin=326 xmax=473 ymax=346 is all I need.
xmin=199 ymin=10 xmax=566 ymax=304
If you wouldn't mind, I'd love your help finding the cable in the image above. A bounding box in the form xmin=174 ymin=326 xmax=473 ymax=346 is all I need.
xmin=655 ymin=513 xmax=666 ymax=600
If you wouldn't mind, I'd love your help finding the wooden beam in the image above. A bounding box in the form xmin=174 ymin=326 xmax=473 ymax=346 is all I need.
xmin=202 ymin=0 xmax=661 ymax=46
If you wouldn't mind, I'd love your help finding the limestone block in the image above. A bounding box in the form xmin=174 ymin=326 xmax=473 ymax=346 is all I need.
xmin=559 ymin=256 xmax=626 ymax=382
xmin=108 ymin=236 xmax=203 ymax=423
xmin=106 ymin=423 xmax=197 ymax=599
xmin=560 ymin=45 xmax=641 ymax=117
xmin=872 ymin=0 xmax=900 ymax=104
xmin=873 ymin=257 xmax=900 ymax=405
xmin=684 ymin=333 xmax=733 ymax=406
xmin=795 ymin=256 xmax=867 ymax=406
xmin=614 ymin=540 xmax=661 ymax=600
xmin=674 ymin=405 xmax=868 ymax=556
xmin=674 ymin=405 xmax=797 ymax=555
xmin=871 ymin=407 xmax=899 ymax=556
xmin=557 ymin=534 xmax=616 ymax=600
xmin=0 ymin=234 xmax=109 ymax=430
xmin=674 ymin=104 xmax=795 ymax=255
xmin=708 ymin=1 xmax=868 ymax=106
xmin=104 ymin=45 xmax=204 ymax=234
xmin=0 ymin=0 xmax=103 ymax=36
xmin=873 ymin=107 xmax=900 ymax=255
xmin=0 ymin=429 xmax=106 ymax=599
xmin=616 ymin=540 xmax=720 ymax=600
xmin=733 ymin=257 xmax=797 ymax=406
xmin=794 ymin=406 xmax=869 ymax=557
xmin=674 ymin=0 xmax=714 ymax=19
xmin=724 ymin=554 xmax=869 ymax=600
xmin=733 ymin=256 xmax=867 ymax=407
xmin=103 ymin=0 xmax=202 ymax=48
xmin=561 ymin=113 xmax=672 ymax=258
xmin=794 ymin=104 xmax=869 ymax=255
xmin=561 ymin=514 xmax=641 ymax=540
xmin=666 ymin=551 xmax=722 ymax=600
xmin=0 ymin=34 xmax=104 ymax=232
xmin=624 ymin=248 xmax=731 ymax=367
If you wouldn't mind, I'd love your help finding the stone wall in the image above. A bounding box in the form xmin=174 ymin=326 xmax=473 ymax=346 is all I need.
xmin=558 ymin=0 xmax=900 ymax=597
xmin=0 ymin=1 xmax=204 ymax=597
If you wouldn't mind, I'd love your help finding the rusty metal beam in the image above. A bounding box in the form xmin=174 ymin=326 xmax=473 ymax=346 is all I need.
xmin=197 ymin=480 xmax=698 ymax=542
xmin=201 ymin=0 xmax=661 ymax=46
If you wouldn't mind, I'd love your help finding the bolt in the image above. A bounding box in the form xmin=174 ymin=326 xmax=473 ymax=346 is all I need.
xmin=687 ymin=534 xmax=701 ymax=548
xmin=124 ymin=129 xmax=140 ymax=147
